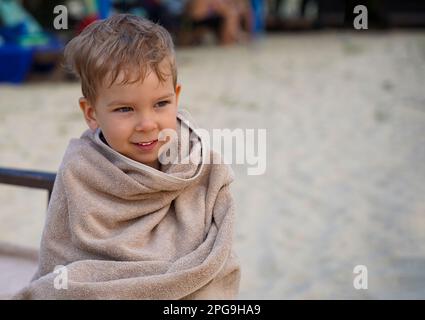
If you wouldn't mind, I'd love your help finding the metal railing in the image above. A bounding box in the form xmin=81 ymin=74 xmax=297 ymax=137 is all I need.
xmin=0 ymin=167 xmax=56 ymax=204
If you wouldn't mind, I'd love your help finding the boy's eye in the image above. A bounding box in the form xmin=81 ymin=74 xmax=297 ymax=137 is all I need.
xmin=156 ymin=100 xmax=170 ymax=108
xmin=114 ymin=106 xmax=133 ymax=113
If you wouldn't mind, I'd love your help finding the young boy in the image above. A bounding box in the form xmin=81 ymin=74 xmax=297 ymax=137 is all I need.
xmin=14 ymin=14 xmax=240 ymax=299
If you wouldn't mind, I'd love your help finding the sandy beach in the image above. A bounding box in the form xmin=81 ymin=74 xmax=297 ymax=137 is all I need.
xmin=1 ymin=31 xmax=425 ymax=299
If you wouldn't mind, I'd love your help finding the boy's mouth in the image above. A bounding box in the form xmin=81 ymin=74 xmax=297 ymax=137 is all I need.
xmin=136 ymin=140 xmax=157 ymax=146
xmin=133 ymin=139 xmax=158 ymax=151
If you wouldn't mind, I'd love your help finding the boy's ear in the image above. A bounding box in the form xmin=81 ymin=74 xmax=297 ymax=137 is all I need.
xmin=175 ymin=84 xmax=181 ymax=107
xmin=79 ymin=97 xmax=99 ymax=131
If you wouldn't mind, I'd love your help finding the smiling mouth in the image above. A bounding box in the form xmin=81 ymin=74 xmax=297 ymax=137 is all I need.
xmin=136 ymin=140 xmax=158 ymax=146
xmin=132 ymin=139 xmax=159 ymax=151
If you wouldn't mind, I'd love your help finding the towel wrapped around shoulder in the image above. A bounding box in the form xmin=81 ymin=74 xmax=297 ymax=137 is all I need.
xmin=13 ymin=112 xmax=240 ymax=299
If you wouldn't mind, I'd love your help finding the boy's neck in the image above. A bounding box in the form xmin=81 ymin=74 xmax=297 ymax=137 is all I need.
xmin=99 ymin=131 xmax=109 ymax=146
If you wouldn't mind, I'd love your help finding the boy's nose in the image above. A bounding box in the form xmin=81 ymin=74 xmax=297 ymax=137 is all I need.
xmin=134 ymin=117 xmax=157 ymax=132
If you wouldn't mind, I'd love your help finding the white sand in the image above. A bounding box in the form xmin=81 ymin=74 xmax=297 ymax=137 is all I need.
xmin=1 ymin=31 xmax=425 ymax=299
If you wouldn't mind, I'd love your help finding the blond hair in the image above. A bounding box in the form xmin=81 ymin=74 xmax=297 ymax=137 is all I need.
xmin=64 ymin=14 xmax=177 ymax=105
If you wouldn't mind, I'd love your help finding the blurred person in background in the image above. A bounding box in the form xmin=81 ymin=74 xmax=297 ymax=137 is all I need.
xmin=187 ymin=0 xmax=253 ymax=45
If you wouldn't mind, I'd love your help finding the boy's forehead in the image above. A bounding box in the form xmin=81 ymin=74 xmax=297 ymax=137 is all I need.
xmin=95 ymin=69 xmax=174 ymax=105
xmin=104 ymin=58 xmax=173 ymax=86
xmin=102 ymin=68 xmax=172 ymax=90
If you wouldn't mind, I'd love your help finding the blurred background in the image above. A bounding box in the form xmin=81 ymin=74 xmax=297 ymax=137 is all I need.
xmin=0 ymin=0 xmax=425 ymax=299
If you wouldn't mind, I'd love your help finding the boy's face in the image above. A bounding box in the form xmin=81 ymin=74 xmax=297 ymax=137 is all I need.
xmin=79 ymin=62 xmax=181 ymax=170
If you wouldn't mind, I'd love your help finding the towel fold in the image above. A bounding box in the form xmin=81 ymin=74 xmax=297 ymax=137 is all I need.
xmin=14 ymin=112 xmax=240 ymax=299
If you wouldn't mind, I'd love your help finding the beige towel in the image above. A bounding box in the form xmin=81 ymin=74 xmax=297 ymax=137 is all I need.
xmin=14 ymin=112 xmax=240 ymax=299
